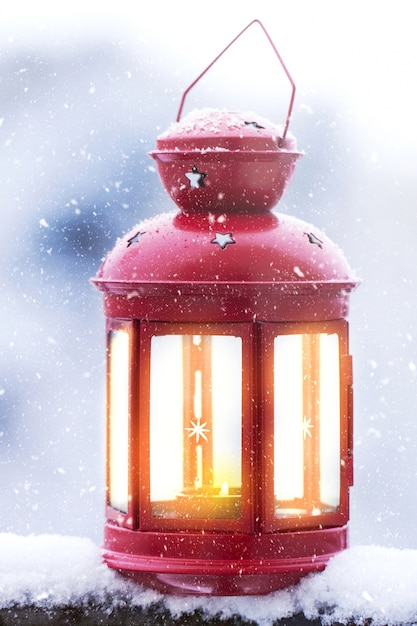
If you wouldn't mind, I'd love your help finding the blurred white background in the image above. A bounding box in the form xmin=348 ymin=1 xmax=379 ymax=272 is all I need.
xmin=1 ymin=0 xmax=417 ymax=548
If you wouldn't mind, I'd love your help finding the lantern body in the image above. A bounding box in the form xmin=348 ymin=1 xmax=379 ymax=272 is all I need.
xmin=93 ymin=108 xmax=358 ymax=595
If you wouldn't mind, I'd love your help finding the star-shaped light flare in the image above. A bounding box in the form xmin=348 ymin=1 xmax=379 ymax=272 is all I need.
xmin=185 ymin=417 xmax=210 ymax=443
xmin=302 ymin=417 xmax=314 ymax=440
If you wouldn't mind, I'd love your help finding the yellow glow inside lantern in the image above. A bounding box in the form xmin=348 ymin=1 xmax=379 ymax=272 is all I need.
xmin=106 ymin=325 xmax=344 ymax=527
xmin=149 ymin=334 xmax=242 ymax=519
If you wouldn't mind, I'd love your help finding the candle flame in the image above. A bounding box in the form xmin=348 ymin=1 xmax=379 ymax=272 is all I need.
xmin=219 ymin=481 xmax=229 ymax=496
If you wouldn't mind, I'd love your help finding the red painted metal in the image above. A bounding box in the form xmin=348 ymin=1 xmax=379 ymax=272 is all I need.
xmin=103 ymin=522 xmax=348 ymax=595
xmin=94 ymin=208 xmax=355 ymax=324
xmin=92 ymin=20 xmax=359 ymax=595
xmin=150 ymin=109 xmax=301 ymax=213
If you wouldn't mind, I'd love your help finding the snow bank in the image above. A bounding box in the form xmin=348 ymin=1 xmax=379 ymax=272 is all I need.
xmin=0 ymin=534 xmax=159 ymax=610
xmin=1 ymin=534 xmax=417 ymax=625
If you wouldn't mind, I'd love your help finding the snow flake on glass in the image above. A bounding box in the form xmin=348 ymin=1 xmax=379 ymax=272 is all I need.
xmin=185 ymin=165 xmax=207 ymax=189
xmin=127 ymin=231 xmax=145 ymax=247
xmin=211 ymin=232 xmax=236 ymax=250
xmin=304 ymin=232 xmax=323 ymax=249
xmin=185 ymin=416 xmax=210 ymax=443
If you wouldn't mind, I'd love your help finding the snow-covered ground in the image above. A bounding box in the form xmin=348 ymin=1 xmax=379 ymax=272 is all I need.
xmin=1 ymin=533 xmax=417 ymax=626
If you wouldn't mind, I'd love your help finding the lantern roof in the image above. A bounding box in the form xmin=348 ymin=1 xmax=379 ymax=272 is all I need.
xmin=94 ymin=209 xmax=357 ymax=292
xmin=94 ymin=108 xmax=358 ymax=320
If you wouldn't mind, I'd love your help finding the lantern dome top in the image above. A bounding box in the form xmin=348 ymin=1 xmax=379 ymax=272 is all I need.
xmin=95 ymin=210 xmax=355 ymax=286
xmin=149 ymin=108 xmax=302 ymax=214
xmin=93 ymin=208 xmax=358 ymax=322
xmin=154 ymin=108 xmax=298 ymax=153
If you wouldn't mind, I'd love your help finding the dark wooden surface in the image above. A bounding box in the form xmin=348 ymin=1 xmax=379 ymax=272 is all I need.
xmin=0 ymin=606 xmax=344 ymax=625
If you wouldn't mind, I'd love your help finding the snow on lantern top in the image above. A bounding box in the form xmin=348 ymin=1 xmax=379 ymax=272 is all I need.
xmin=149 ymin=108 xmax=302 ymax=214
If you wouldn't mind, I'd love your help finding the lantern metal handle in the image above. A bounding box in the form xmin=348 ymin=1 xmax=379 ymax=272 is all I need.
xmin=176 ymin=19 xmax=296 ymax=144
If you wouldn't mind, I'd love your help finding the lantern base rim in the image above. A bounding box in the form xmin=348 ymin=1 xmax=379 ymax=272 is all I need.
xmin=104 ymin=552 xmax=329 ymax=596
xmin=103 ymin=522 xmax=348 ymax=595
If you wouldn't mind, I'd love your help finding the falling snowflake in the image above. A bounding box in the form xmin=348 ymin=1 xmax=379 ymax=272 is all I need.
xmin=185 ymin=416 xmax=210 ymax=443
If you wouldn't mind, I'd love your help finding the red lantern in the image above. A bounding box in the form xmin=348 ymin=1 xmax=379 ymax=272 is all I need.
xmin=92 ymin=20 xmax=358 ymax=595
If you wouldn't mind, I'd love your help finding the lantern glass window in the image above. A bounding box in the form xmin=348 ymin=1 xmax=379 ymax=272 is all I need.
xmin=273 ymin=332 xmax=341 ymax=518
xmin=149 ymin=333 xmax=242 ymax=519
xmin=108 ymin=328 xmax=130 ymax=513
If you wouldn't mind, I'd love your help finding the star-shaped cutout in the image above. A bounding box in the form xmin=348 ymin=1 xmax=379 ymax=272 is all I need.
xmin=185 ymin=417 xmax=210 ymax=443
xmin=304 ymin=232 xmax=323 ymax=248
xmin=127 ymin=231 xmax=145 ymax=247
xmin=185 ymin=165 xmax=207 ymax=189
xmin=244 ymin=120 xmax=265 ymax=130
xmin=211 ymin=232 xmax=236 ymax=250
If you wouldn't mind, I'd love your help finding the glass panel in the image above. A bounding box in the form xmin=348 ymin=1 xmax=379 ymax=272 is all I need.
xmin=108 ymin=329 xmax=130 ymax=513
xmin=273 ymin=334 xmax=304 ymax=503
xmin=274 ymin=333 xmax=340 ymax=518
xmin=150 ymin=334 xmax=242 ymax=519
